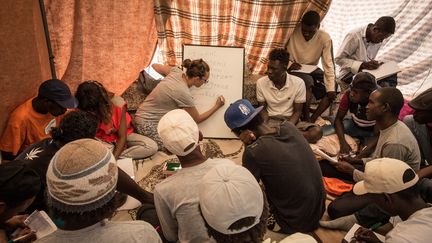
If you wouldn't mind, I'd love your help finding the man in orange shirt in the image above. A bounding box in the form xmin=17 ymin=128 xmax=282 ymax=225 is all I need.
xmin=0 ymin=79 xmax=77 ymax=160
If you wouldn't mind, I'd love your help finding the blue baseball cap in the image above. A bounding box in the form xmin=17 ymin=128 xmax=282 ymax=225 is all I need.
xmin=224 ymin=99 xmax=263 ymax=130
xmin=38 ymin=79 xmax=78 ymax=109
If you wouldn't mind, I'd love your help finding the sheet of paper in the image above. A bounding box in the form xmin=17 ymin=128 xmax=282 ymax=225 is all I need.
xmin=115 ymin=158 xmax=142 ymax=211
xmin=291 ymin=64 xmax=318 ymax=74
xmin=363 ymin=61 xmax=401 ymax=81
xmin=279 ymin=232 xmax=317 ymax=243
xmin=25 ymin=210 xmax=57 ymax=239
xmin=344 ymin=223 xmax=385 ymax=242
xmin=313 ymin=148 xmax=338 ymax=163
xmin=117 ymin=158 xmax=135 ymax=179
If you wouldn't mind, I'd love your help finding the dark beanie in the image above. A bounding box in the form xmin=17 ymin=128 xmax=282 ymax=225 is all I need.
xmin=0 ymin=162 xmax=41 ymax=205
xmin=408 ymin=87 xmax=432 ymax=111
xmin=351 ymin=72 xmax=378 ymax=92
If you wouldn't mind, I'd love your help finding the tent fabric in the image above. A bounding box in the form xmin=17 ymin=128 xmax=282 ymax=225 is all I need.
xmin=322 ymin=0 xmax=432 ymax=98
xmin=153 ymin=0 xmax=332 ymax=74
xmin=44 ymin=0 xmax=158 ymax=95
xmin=0 ymin=0 xmax=51 ymax=134
xmin=0 ymin=0 xmax=157 ymax=136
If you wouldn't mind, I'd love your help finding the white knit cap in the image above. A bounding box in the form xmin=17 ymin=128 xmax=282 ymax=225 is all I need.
xmin=157 ymin=109 xmax=199 ymax=156
xmin=46 ymin=138 xmax=118 ymax=213
xmin=353 ymin=158 xmax=419 ymax=195
xmin=199 ymin=164 xmax=264 ymax=234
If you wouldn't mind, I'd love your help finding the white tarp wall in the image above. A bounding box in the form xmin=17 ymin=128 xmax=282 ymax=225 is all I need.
xmin=322 ymin=0 xmax=432 ymax=99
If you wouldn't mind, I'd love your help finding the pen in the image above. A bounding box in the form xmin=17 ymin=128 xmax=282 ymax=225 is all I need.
xmin=369 ymin=222 xmax=382 ymax=230
xmin=7 ymin=233 xmax=31 ymax=243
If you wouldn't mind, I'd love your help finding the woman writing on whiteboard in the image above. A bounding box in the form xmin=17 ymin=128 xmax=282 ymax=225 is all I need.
xmin=135 ymin=59 xmax=225 ymax=149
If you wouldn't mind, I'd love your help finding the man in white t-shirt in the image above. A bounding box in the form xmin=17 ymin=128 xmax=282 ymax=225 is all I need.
xmin=350 ymin=158 xmax=432 ymax=243
xmin=154 ymin=109 xmax=234 ymax=242
xmin=256 ymin=48 xmax=306 ymax=126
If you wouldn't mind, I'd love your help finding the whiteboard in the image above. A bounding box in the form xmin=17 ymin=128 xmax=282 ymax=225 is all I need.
xmin=183 ymin=45 xmax=244 ymax=138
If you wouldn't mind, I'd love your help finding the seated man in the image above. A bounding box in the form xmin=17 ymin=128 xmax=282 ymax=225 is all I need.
xmin=14 ymin=110 xmax=154 ymax=213
xmin=335 ymin=16 xmax=396 ymax=88
xmin=154 ymin=109 xmax=234 ymax=242
xmin=323 ymin=87 xmax=420 ymax=182
xmin=0 ymin=79 xmax=78 ymax=160
xmin=403 ymin=87 xmax=432 ymax=165
xmin=199 ymin=164 xmax=268 ymax=243
xmin=256 ymin=48 xmax=306 ymax=126
xmin=286 ymin=10 xmax=337 ymax=122
xmin=351 ymin=158 xmax=432 ymax=243
xmin=0 ymin=164 xmax=41 ymax=243
xmin=38 ymin=139 xmax=161 ymax=243
xmin=322 ymin=72 xmax=378 ymax=155
xmin=320 ymin=88 xmax=421 ymax=230
xmin=224 ymin=99 xmax=326 ymax=234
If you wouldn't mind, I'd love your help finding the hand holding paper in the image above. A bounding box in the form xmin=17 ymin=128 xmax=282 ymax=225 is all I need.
xmin=313 ymin=148 xmax=338 ymax=163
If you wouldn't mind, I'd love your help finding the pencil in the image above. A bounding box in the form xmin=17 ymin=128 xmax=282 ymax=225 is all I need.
xmin=369 ymin=222 xmax=382 ymax=230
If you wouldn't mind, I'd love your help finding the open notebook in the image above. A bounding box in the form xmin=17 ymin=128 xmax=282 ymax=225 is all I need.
xmin=24 ymin=210 xmax=57 ymax=239
xmin=363 ymin=61 xmax=401 ymax=81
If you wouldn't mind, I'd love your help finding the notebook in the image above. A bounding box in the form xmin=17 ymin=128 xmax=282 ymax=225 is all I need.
xmin=313 ymin=148 xmax=338 ymax=163
xmin=291 ymin=64 xmax=318 ymax=74
xmin=25 ymin=210 xmax=57 ymax=239
xmin=344 ymin=223 xmax=385 ymax=242
xmin=363 ymin=61 xmax=401 ymax=81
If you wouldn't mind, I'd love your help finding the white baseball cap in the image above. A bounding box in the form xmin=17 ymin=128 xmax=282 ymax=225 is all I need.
xmin=157 ymin=109 xmax=199 ymax=156
xmin=199 ymin=164 xmax=264 ymax=234
xmin=353 ymin=158 xmax=419 ymax=195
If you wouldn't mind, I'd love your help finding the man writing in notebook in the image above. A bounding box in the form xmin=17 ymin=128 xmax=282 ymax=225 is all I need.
xmin=321 ymin=72 xmax=378 ymax=155
xmin=286 ymin=10 xmax=337 ymax=122
xmin=320 ymin=88 xmax=421 ymax=231
xmin=332 ymin=87 xmax=420 ymax=182
xmin=335 ymin=16 xmax=396 ymax=88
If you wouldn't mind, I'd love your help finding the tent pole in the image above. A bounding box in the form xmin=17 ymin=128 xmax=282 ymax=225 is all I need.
xmin=38 ymin=0 xmax=57 ymax=79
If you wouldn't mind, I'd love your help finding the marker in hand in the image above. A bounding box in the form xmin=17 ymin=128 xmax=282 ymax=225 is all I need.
xmin=216 ymin=95 xmax=225 ymax=107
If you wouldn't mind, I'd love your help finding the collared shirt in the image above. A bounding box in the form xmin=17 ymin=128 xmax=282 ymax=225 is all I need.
xmin=256 ymin=73 xmax=306 ymax=117
xmin=335 ymin=25 xmax=383 ymax=78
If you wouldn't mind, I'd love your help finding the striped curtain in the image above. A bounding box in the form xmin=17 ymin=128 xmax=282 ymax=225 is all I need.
xmin=154 ymin=0 xmax=332 ymax=74
xmin=322 ymin=0 xmax=432 ymax=98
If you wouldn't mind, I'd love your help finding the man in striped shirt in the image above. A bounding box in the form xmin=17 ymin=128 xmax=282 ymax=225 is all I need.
xmin=324 ymin=72 xmax=378 ymax=154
